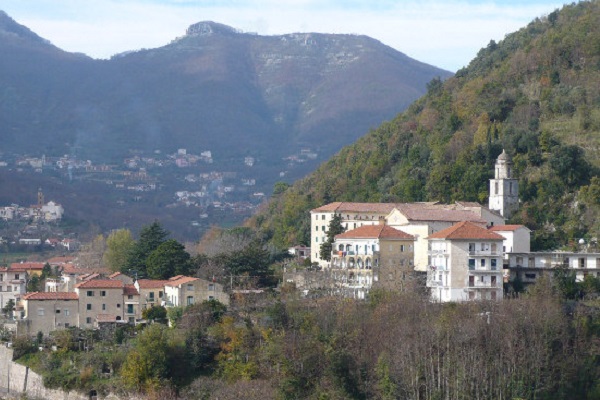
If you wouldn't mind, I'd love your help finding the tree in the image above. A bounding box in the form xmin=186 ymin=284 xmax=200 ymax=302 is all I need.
xmin=319 ymin=214 xmax=346 ymax=262
xmin=142 ymin=305 xmax=168 ymax=322
xmin=104 ymin=229 xmax=135 ymax=272
xmin=124 ymin=221 xmax=169 ymax=275
xmin=120 ymin=324 xmax=172 ymax=392
xmin=146 ymin=239 xmax=191 ymax=279
xmin=2 ymin=299 xmax=15 ymax=318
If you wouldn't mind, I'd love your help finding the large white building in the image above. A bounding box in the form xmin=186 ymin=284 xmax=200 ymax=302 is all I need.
xmin=426 ymin=221 xmax=505 ymax=302
xmin=310 ymin=201 xmax=504 ymax=271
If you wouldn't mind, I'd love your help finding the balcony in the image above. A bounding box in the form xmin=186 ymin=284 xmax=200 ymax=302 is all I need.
xmin=468 ymin=250 xmax=501 ymax=256
xmin=427 ymin=280 xmax=443 ymax=288
xmin=468 ymin=281 xmax=499 ymax=288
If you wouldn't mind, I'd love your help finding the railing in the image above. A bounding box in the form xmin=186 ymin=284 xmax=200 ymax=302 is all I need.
xmin=427 ymin=280 xmax=443 ymax=287
xmin=469 ymin=266 xmax=500 ymax=272
xmin=468 ymin=281 xmax=499 ymax=288
xmin=468 ymin=250 xmax=502 ymax=256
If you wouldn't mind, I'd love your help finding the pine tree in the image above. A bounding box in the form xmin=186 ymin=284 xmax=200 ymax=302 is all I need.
xmin=319 ymin=214 xmax=346 ymax=262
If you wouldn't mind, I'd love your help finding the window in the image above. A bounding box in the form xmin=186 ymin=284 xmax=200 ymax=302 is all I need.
xmin=87 ymin=290 xmax=94 ymax=297
xmin=127 ymin=304 xmax=134 ymax=314
xmin=321 ymin=215 xmax=325 ymax=220
xmin=187 ymin=284 xmax=194 ymax=291
xmin=159 ymin=291 xmax=163 ymax=298
xmin=37 ymin=308 xmax=45 ymax=316
xmin=509 ymin=182 xmax=513 ymax=194
xmin=525 ymin=273 xmax=536 ymax=280
xmin=149 ymin=292 xmax=155 ymax=300
xmin=15 ymin=274 xmax=19 ymax=280
xmin=186 ymin=296 xmax=194 ymax=305
xmin=400 ymin=245 xmax=405 ymax=252
xmin=468 ymin=259 xmax=475 ymax=270
xmin=127 ymin=295 xmax=133 ymax=300
xmin=0 ymin=274 xmax=3 ymax=281
xmin=579 ymin=258 xmax=586 ymax=268
xmin=491 ymin=259 xmax=497 ymax=270
xmin=64 ymin=309 xmax=70 ymax=316
xmin=7 ymin=286 xmax=11 ymax=292
xmin=208 ymin=284 xmax=215 ymax=291
xmin=480 ymin=259 xmax=486 ymax=267
xmin=209 ymin=296 xmax=214 ymax=300
xmin=102 ymin=304 xmax=106 ymax=311
xmin=86 ymin=317 xmax=92 ymax=324
xmin=56 ymin=309 xmax=61 ymax=314
xmin=321 ymin=226 xmax=325 ymax=231
xmin=117 ymin=303 xmax=121 ymax=308
xmin=64 ymin=323 xmax=70 ymax=328
xmin=468 ymin=243 xmax=475 ymax=252
xmin=315 ymin=237 xmax=318 ymax=243
xmin=86 ymin=304 xmax=92 ymax=310
xmin=100 ymin=291 xmax=106 ymax=297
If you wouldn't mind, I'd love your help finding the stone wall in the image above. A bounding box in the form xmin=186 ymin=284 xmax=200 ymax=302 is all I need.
xmin=0 ymin=344 xmax=130 ymax=400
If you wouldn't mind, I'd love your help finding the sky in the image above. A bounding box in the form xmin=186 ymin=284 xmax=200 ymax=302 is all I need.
xmin=0 ymin=0 xmax=566 ymax=72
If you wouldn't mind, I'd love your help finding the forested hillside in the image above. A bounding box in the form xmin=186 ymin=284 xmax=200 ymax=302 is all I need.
xmin=252 ymin=0 xmax=600 ymax=251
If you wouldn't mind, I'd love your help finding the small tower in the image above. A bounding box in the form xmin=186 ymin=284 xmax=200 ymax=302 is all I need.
xmin=489 ymin=150 xmax=518 ymax=219
xmin=37 ymin=187 xmax=44 ymax=207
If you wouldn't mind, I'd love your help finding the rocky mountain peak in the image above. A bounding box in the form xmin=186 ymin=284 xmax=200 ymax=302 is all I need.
xmin=185 ymin=21 xmax=240 ymax=37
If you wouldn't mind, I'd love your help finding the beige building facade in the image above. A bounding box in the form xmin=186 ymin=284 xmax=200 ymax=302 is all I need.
xmin=18 ymin=292 xmax=79 ymax=335
xmin=426 ymin=221 xmax=504 ymax=302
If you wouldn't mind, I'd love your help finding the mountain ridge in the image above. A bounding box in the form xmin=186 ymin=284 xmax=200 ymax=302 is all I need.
xmin=250 ymin=0 xmax=600 ymax=251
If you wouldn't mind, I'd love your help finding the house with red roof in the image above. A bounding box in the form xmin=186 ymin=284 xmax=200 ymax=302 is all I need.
xmin=328 ymin=223 xmax=415 ymax=298
xmin=164 ymin=275 xmax=229 ymax=307
xmin=426 ymin=221 xmax=504 ymax=302
xmin=18 ymin=292 xmax=79 ymax=335
xmin=74 ymin=279 xmax=126 ymax=328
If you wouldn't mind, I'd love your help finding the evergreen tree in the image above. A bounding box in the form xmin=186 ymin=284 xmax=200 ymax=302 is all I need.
xmin=319 ymin=214 xmax=346 ymax=262
xmin=146 ymin=239 xmax=191 ymax=279
xmin=123 ymin=221 xmax=169 ymax=276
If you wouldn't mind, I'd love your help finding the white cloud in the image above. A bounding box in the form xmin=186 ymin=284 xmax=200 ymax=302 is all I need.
xmin=0 ymin=0 xmax=563 ymax=70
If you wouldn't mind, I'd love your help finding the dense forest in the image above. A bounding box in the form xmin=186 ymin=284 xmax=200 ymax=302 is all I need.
xmin=250 ymin=0 xmax=600 ymax=252
xmin=10 ymin=276 xmax=600 ymax=400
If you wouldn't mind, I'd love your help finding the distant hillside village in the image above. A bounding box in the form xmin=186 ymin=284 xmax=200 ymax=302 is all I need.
xmin=286 ymin=150 xmax=599 ymax=301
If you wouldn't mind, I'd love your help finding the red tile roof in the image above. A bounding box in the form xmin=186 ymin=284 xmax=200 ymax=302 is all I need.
xmin=335 ymin=225 xmax=414 ymax=240
xmin=136 ymin=279 xmax=168 ymax=289
xmin=428 ymin=221 xmax=505 ymax=240
xmin=23 ymin=292 xmax=78 ymax=301
xmin=311 ymin=202 xmax=487 ymax=223
xmin=165 ymin=276 xmax=199 ymax=287
xmin=10 ymin=262 xmax=45 ymax=271
xmin=75 ymin=279 xmax=124 ymax=289
xmin=489 ymin=225 xmax=529 ymax=232
xmin=109 ymin=272 xmax=124 ymax=278
xmin=124 ymin=284 xmax=139 ymax=296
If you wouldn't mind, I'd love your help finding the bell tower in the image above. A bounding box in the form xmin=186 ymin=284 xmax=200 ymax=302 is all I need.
xmin=489 ymin=150 xmax=518 ymax=219
xmin=37 ymin=187 xmax=44 ymax=207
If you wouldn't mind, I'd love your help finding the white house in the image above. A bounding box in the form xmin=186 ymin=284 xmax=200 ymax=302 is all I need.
xmin=164 ymin=275 xmax=229 ymax=307
xmin=489 ymin=225 xmax=531 ymax=255
xmin=0 ymin=267 xmax=26 ymax=310
xmin=426 ymin=221 xmax=504 ymax=302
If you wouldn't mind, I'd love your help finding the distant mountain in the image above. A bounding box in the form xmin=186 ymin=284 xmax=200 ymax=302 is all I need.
xmin=0 ymin=15 xmax=451 ymax=177
xmin=252 ymin=1 xmax=600 ymax=251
